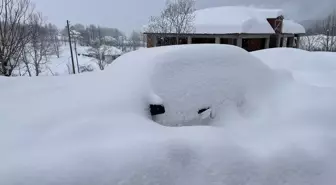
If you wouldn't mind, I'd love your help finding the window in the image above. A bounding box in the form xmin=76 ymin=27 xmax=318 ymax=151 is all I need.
xmin=220 ymin=38 xmax=229 ymax=44
xmin=157 ymin=37 xmax=177 ymax=46
xmin=191 ymin=38 xmax=216 ymax=44
xmin=178 ymin=37 xmax=188 ymax=44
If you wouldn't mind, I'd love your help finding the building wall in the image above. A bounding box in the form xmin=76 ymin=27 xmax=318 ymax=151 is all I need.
xmin=144 ymin=33 xmax=300 ymax=52
xmin=220 ymin=38 xmax=236 ymax=45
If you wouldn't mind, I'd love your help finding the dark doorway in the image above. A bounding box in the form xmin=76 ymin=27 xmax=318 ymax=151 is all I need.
xmin=269 ymin=35 xmax=277 ymax=48
xmin=242 ymin=38 xmax=263 ymax=51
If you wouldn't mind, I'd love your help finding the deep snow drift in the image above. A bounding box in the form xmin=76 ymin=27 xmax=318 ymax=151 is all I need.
xmin=252 ymin=48 xmax=336 ymax=87
xmin=1 ymin=45 xmax=336 ymax=185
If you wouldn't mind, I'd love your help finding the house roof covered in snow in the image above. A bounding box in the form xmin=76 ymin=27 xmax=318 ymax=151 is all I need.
xmin=194 ymin=6 xmax=305 ymax=34
xmin=194 ymin=6 xmax=283 ymax=34
xmin=144 ymin=6 xmax=305 ymax=35
xmin=282 ymin=19 xmax=306 ymax=34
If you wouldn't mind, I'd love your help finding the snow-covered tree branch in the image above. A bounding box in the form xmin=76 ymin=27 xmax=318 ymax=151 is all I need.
xmin=146 ymin=0 xmax=195 ymax=34
xmin=314 ymin=10 xmax=336 ymax=51
xmin=300 ymin=35 xmax=323 ymax=51
xmin=23 ymin=13 xmax=53 ymax=76
xmin=0 ymin=0 xmax=35 ymax=76
xmin=88 ymin=42 xmax=111 ymax=70
xmin=129 ymin=31 xmax=142 ymax=50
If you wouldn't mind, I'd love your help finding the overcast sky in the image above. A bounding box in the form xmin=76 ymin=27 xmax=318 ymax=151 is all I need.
xmin=32 ymin=0 xmax=334 ymax=35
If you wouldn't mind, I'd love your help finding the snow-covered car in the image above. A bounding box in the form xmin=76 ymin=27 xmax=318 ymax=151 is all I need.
xmin=110 ymin=44 xmax=275 ymax=127
xmin=2 ymin=45 xmax=336 ymax=185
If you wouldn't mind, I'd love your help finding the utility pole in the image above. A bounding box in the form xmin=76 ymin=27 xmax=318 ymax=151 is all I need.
xmin=73 ymin=37 xmax=80 ymax=73
xmin=67 ymin=20 xmax=76 ymax=74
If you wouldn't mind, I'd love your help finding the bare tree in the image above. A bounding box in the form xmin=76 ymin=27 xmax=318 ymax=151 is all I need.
xmin=0 ymin=0 xmax=35 ymax=76
xmin=146 ymin=0 xmax=195 ymax=34
xmin=66 ymin=63 xmax=72 ymax=74
xmin=129 ymin=31 xmax=141 ymax=50
xmin=46 ymin=23 xmax=61 ymax=58
xmin=88 ymin=42 xmax=110 ymax=70
xmin=314 ymin=10 xmax=336 ymax=51
xmin=300 ymin=35 xmax=323 ymax=51
xmin=114 ymin=35 xmax=124 ymax=51
xmin=23 ymin=13 xmax=53 ymax=76
xmin=22 ymin=47 xmax=32 ymax=76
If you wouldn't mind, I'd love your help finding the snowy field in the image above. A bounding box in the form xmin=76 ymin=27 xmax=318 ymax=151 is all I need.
xmin=1 ymin=45 xmax=336 ymax=185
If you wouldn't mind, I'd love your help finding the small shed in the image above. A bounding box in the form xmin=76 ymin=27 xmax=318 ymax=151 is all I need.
xmin=144 ymin=6 xmax=305 ymax=51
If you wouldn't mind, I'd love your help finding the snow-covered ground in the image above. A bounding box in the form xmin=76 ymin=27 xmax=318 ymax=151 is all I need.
xmin=252 ymin=48 xmax=336 ymax=87
xmin=1 ymin=45 xmax=336 ymax=185
xmin=44 ymin=45 xmax=96 ymax=75
xmin=16 ymin=44 xmax=124 ymax=76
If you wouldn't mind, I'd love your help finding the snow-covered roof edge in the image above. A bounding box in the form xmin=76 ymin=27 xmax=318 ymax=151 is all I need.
xmin=282 ymin=19 xmax=306 ymax=34
xmin=143 ymin=6 xmax=305 ymax=34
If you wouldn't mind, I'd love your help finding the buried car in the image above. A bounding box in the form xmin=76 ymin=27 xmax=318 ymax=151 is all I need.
xmin=109 ymin=44 xmax=276 ymax=127
xmin=2 ymin=44 xmax=336 ymax=185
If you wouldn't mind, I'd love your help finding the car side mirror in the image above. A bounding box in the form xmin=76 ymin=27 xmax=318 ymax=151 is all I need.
xmin=150 ymin=104 xmax=165 ymax=116
xmin=198 ymin=107 xmax=210 ymax=114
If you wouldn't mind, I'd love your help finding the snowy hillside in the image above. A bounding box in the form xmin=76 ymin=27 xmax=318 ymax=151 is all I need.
xmin=1 ymin=45 xmax=336 ymax=185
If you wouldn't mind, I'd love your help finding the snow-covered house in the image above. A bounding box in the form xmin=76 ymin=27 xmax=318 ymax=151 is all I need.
xmin=143 ymin=6 xmax=305 ymax=51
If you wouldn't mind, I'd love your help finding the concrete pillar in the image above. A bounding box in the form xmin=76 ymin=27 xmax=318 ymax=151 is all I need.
xmin=237 ymin=37 xmax=242 ymax=47
xmin=296 ymin=36 xmax=301 ymax=48
xmin=282 ymin=37 xmax=287 ymax=47
xmin=215 ymin=37 xmax=220 ymax=44
xmin=187 ymin=36 xmax=192 ymax=44
xmin=264 ymin=37 xmax=270 ymax=49
xmin=290 ymin=37 xmax=295 ymax=48
xmin=152 ymin=36 xmax=157 ymax=47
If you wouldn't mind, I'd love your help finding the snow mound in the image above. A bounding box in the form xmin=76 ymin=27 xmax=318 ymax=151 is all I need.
xmin=252 ymin=48 xmax=336 ymax=87
xmin=149 ymin=44 xmax=274 ymax=126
